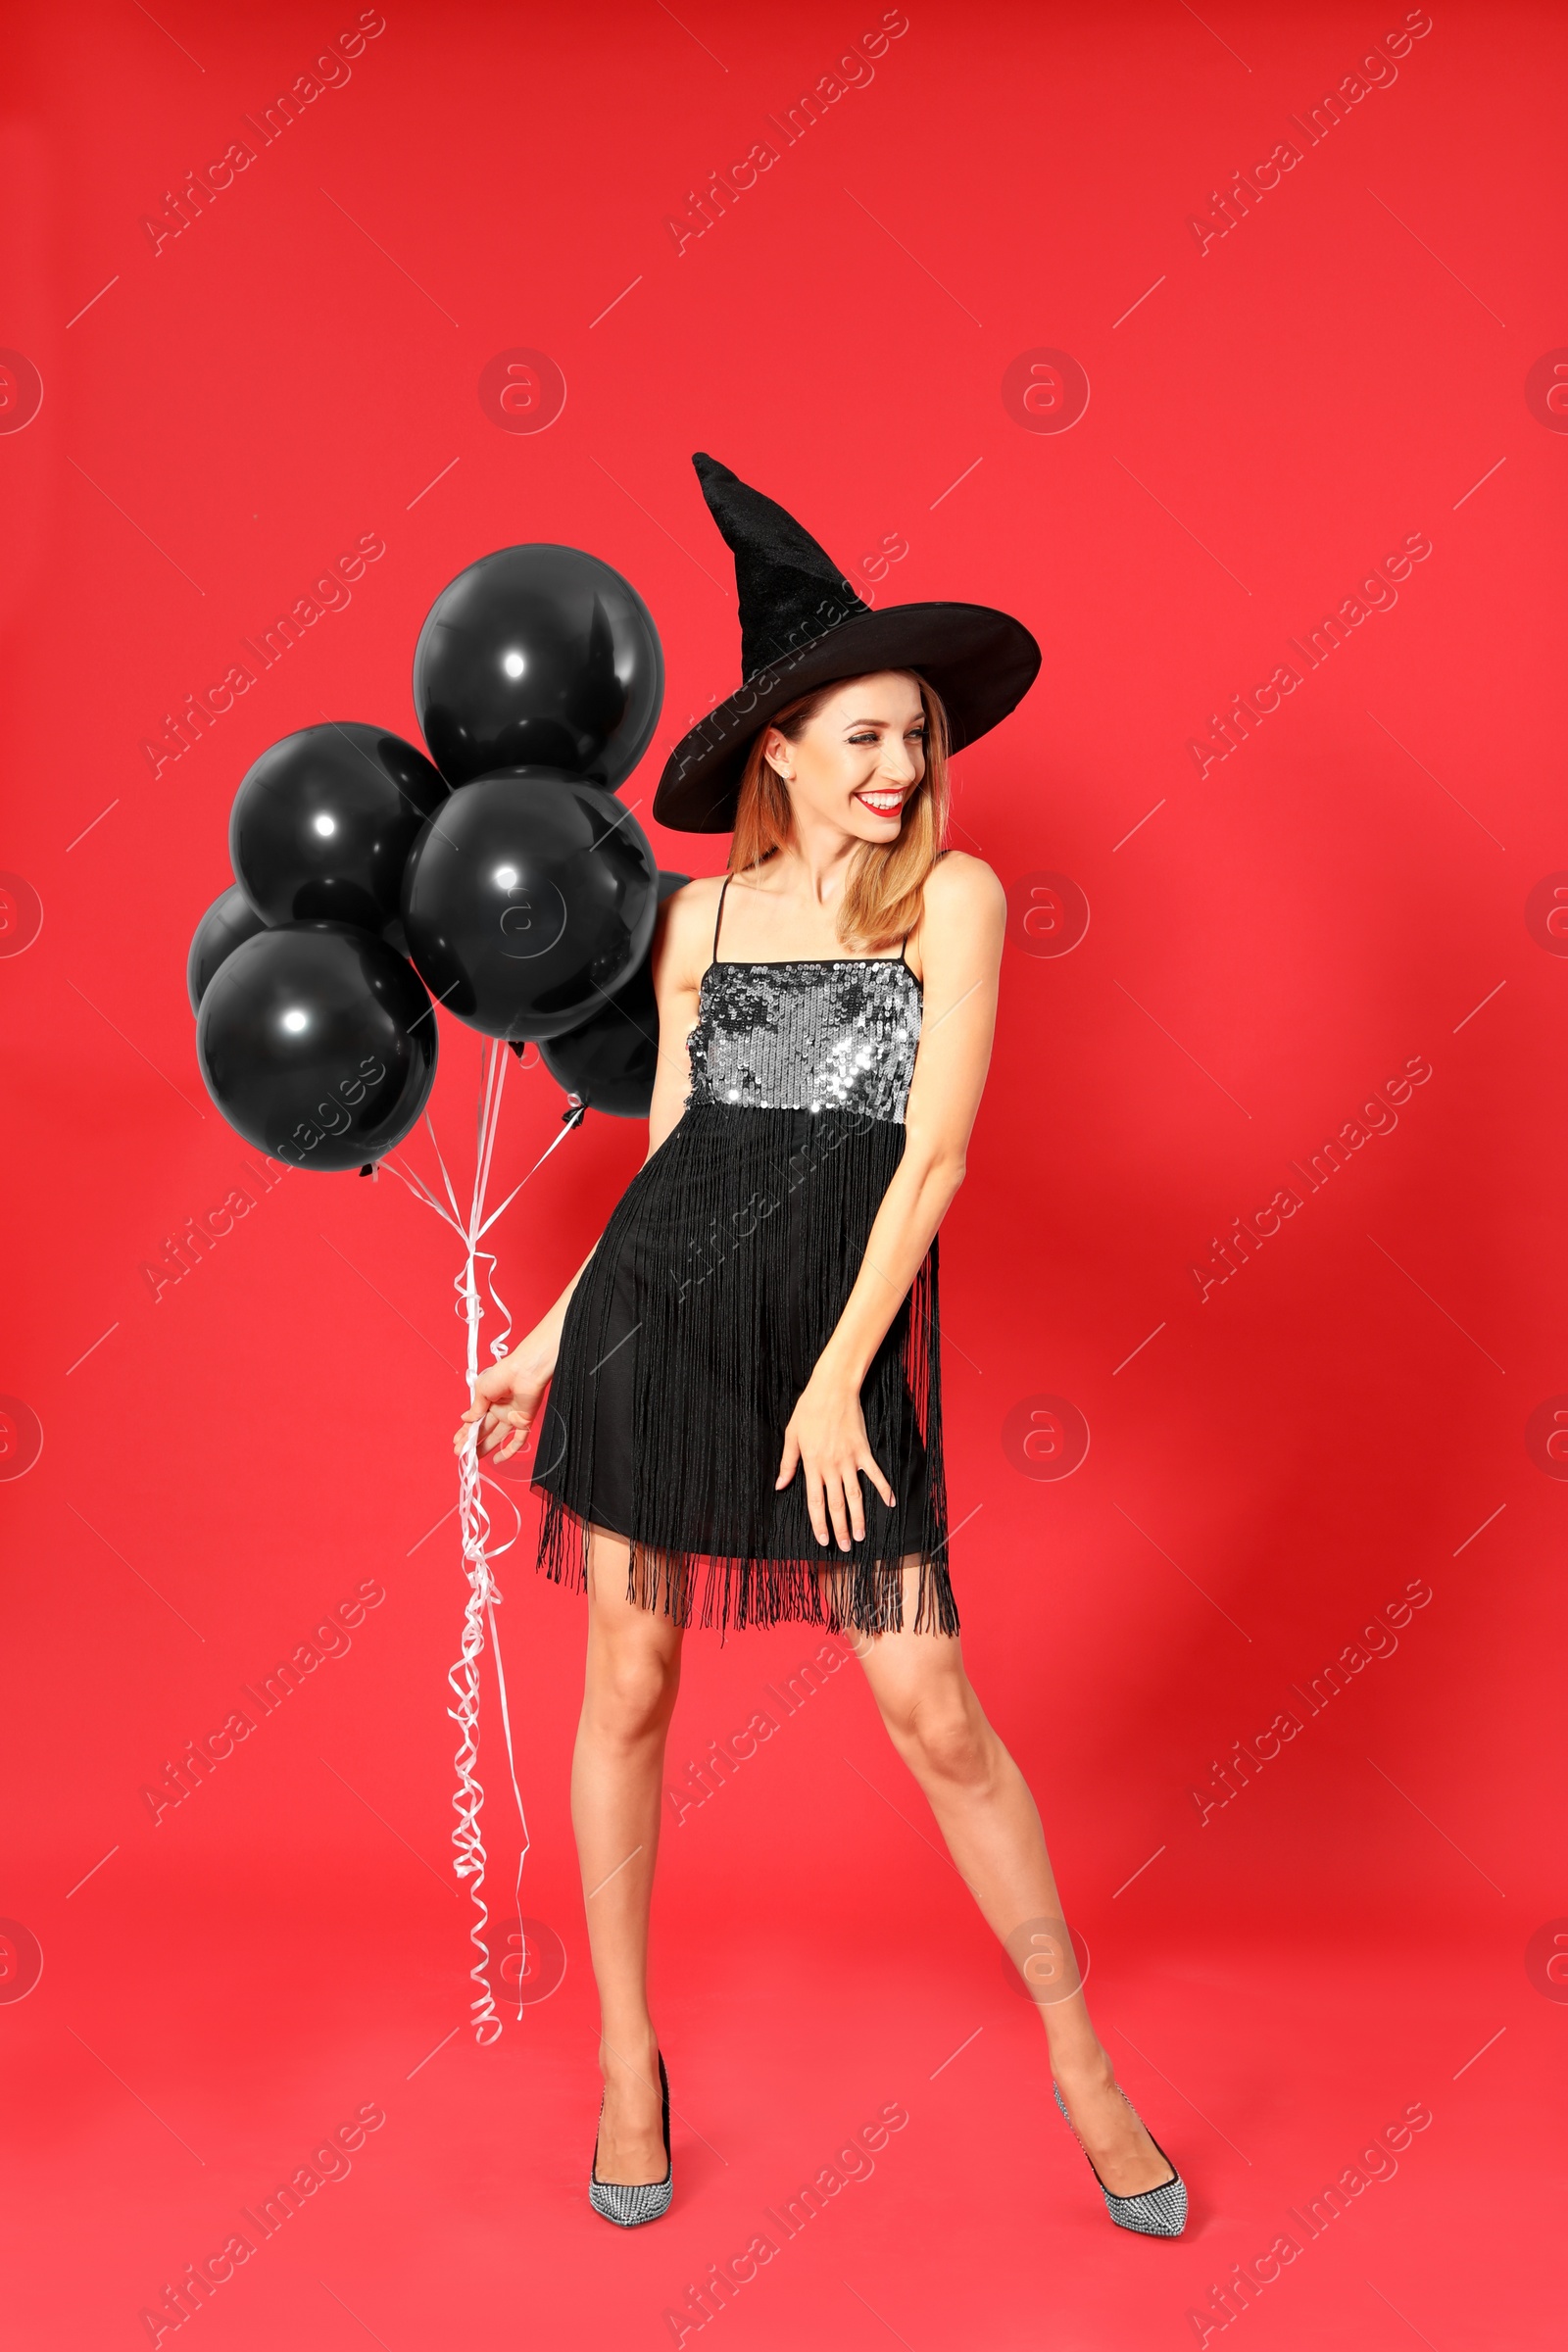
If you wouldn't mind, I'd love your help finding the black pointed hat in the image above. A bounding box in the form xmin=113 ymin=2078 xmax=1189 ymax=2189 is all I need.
xmin=652 ymin=453 xmax=1041 ymax=833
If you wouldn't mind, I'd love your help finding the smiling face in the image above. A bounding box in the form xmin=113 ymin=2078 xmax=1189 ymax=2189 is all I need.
xmin=761 ymin=671 xmax=927 ymax=842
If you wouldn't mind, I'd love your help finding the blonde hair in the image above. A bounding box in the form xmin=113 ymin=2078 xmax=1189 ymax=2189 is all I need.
xmin=727 ymin=671 xmax=950 ymax=951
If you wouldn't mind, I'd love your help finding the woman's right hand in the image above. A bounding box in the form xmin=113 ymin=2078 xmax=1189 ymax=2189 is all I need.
xmin=453 ymin=1328 xmax=557 ymax=1464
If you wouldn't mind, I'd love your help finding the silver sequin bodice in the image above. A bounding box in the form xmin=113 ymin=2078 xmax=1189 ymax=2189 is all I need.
xmin=685 ymin=958 xmax=921 ymax=1123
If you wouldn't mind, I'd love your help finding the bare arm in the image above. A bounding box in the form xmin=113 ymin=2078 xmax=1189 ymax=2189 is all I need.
xmin=775 ymin=853 xmax=1004 ymax=1547
xmin=454 ymin=874 xmax=722 ymax=1461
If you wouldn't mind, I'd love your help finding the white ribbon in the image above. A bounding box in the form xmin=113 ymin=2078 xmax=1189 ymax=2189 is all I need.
xmin=383 ymin=1042 xmax=584 ymax=2041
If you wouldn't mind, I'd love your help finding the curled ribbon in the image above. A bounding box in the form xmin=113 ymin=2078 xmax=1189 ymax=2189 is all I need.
xmin=382 ymin=1043 xmax=584 ymax=2040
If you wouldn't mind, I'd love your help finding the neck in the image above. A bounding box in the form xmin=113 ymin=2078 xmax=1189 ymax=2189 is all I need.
xmin=773 ymin=809 xmax=859 ymax=912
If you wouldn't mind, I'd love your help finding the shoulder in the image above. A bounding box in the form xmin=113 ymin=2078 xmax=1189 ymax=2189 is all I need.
xmin=920 ymin=850 xmax=1006 ymax=932
xmin=656 ymin=872 xmax=727 ymax=992
xmin=663 ymin=871 xmax=726 ymax=923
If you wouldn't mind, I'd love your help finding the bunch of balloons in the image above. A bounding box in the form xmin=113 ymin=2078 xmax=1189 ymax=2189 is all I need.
xmin=189 ymin=545 xmax=682 ymax=1166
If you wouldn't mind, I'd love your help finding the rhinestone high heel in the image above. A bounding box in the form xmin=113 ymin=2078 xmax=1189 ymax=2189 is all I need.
xmin=590 ymin=2050 xmax=672 ymax=2227
xmin=1053 ymin=2079 xmax=1188 ymax=2236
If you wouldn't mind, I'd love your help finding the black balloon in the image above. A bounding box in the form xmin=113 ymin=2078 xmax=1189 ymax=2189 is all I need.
xmin=401 ymin=768 xmax=659 ymax=1042
xmin=196 ymin=922 xmax=438 ymax=1171
xmin=229 ymin=723 xmax=448 ymax=946
xmin=187 ymin=884 xmax=269 ymax=1012
xmin=413 ymin=544 xmax=663 ymax=791
xmin=541 ymin=871 xmax=689 ymax=1117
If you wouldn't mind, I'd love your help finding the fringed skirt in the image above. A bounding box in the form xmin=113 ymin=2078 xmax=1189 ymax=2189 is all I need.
xmin=531 ymin=1100 xmax=956 ymax=1639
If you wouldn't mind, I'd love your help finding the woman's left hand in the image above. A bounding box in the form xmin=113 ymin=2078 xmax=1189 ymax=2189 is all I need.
xmin=776 ymin=1370 xmax=897 ymax=1550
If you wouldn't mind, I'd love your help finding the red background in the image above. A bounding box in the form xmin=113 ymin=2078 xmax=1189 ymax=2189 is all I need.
xmin=2 ymin=3 xmax=1563 ymax=2345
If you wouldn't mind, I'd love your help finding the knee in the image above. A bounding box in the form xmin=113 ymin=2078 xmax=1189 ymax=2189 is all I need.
xmin=591 ymin=1644 xmax=680 ymax=1744
xmin=887 ymin=1692 xmax=993 ymax=1790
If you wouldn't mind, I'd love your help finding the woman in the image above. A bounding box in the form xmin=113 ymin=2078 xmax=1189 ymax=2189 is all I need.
xmin=456 ymin=454 xmax=1187 ymax=2237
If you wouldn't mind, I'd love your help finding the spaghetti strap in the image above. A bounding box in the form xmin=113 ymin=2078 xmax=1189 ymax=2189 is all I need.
xmin=712 ymin=872 xmax=731 ymax=962
xmin=899 ymin=927 xmax=910 ymax=968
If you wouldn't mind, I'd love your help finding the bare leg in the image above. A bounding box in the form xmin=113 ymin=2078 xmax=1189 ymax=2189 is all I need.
xmin=847 ymin=1563 xmax=1174 ymax=2196
xmin=572 ymin=1525 xmax=683 ymax=2184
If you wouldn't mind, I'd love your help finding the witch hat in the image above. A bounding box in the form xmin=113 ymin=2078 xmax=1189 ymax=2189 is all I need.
xmin=652 ymin=453 xmax=1041 ymax=833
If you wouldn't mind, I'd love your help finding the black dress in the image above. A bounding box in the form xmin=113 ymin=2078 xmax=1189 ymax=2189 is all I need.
xmin=531 ymin=874 xmax=956 ymax=1639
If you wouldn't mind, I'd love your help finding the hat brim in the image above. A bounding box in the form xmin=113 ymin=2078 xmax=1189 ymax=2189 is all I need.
xmin=651 ymin=601 xmax=1041 ymax=833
